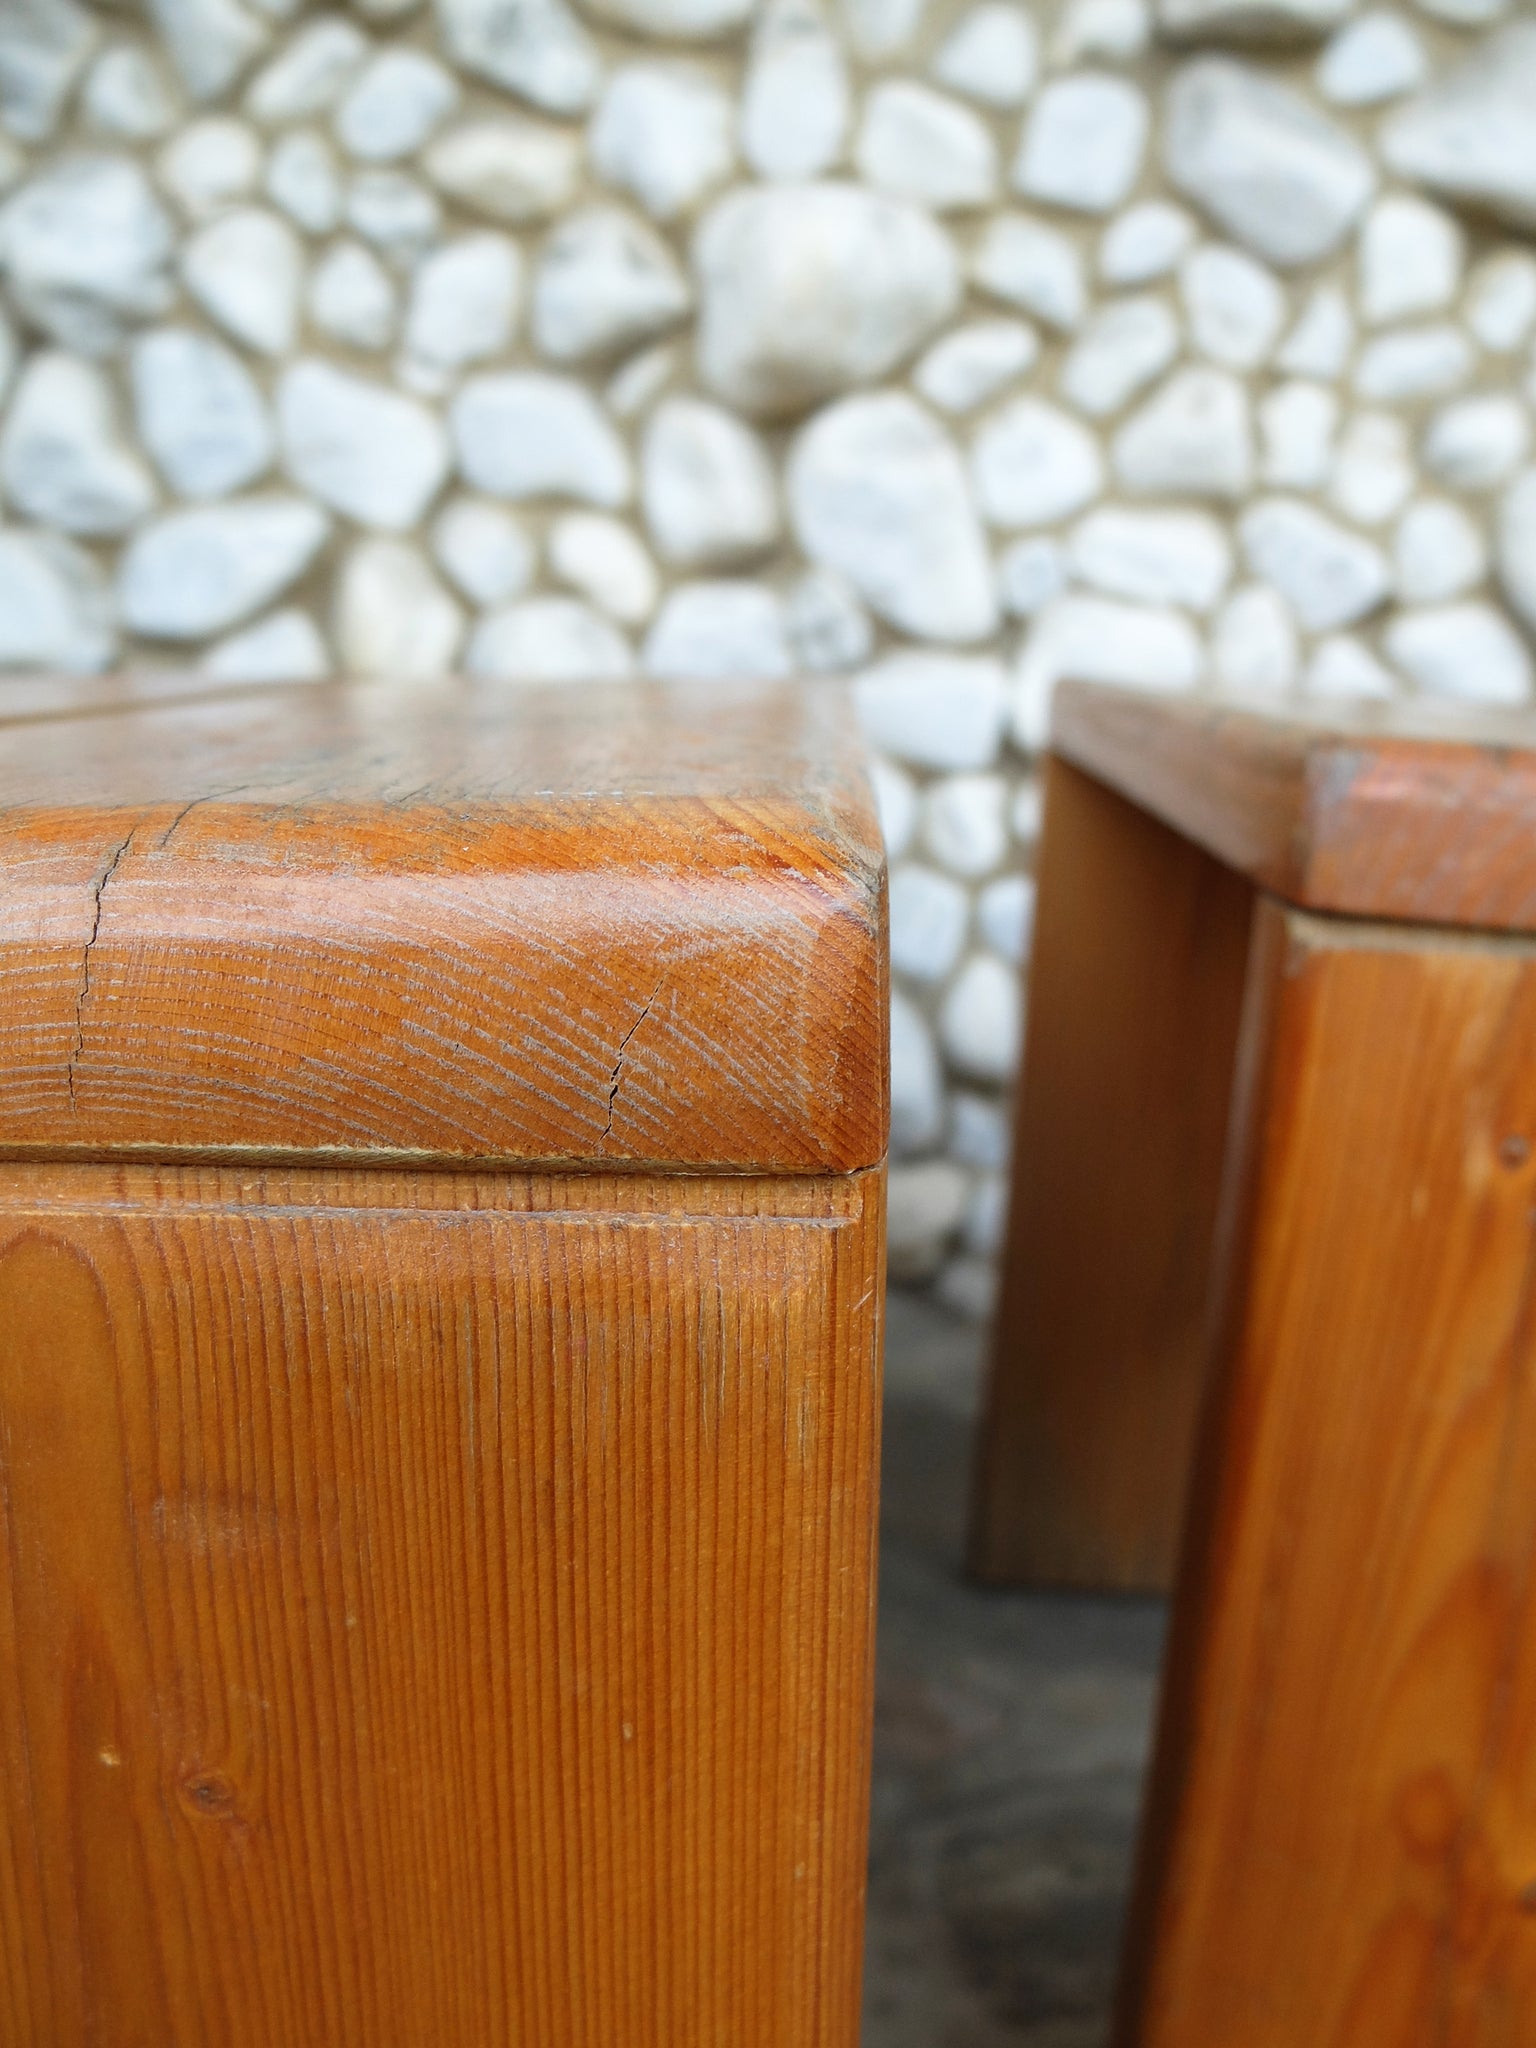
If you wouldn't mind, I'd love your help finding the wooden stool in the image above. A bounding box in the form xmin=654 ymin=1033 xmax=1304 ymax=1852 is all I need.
xmin=973 ymin=680 xmax=1536 ymax=2044
xmin=0 ymin=673 xmax=887 ymax=2048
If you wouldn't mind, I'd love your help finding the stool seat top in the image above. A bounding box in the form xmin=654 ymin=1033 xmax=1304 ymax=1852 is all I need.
xmin=1053 ymin=681 xmax=1536 ymax=936
xmin=0 ymin=673 xmax=886 ymax=1174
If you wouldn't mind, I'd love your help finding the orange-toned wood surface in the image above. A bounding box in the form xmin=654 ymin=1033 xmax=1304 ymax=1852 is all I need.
xmin=0 ymin=675 xmax=885 ymax=1173
xmin=1051 ymin=680 xmax=1536 ymax=933
xmin=971 ymin=759 xmax=1255 ymax=1591
xmin=1116 ymin=905 xmax=1536 ymax=2046
xmin=0 ymin=1160 xmax=884 ymax=2048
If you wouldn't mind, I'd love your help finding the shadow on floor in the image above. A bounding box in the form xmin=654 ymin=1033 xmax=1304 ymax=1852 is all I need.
xmin=864 ymin=1291 xmax=1166 ymax=2048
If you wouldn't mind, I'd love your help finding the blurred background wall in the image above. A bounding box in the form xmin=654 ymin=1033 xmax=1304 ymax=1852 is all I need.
xmin=0 ymin=0 xmax=1532 ymax=1308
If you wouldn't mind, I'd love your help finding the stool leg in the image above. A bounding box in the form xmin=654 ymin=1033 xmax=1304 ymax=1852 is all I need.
xmin=1118 ymin=900 xmax=1536 ymax=2044
xmin=969 ymin=757 xmax=1255 ymax=1592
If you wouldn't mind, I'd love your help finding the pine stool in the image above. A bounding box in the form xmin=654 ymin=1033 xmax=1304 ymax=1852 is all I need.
xmin=973 ymin=680 xmax=1536 ymax=2045
xmin=0 ymin=672 xmax=888 ymax=2048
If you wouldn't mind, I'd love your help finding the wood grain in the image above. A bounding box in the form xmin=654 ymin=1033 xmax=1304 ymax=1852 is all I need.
xmin=1116 ymin=904 xmax=1536 ymax=2046
xmin=970 ymin=757 xmax=1255 ymax=1591
xmin=1051 ymin=681 xmax=1536 ymax=934
xmin=0 ymin=1160 xmax=884 ymax=2048
xmin=0 ymin=675 xmax=885 ymax=1173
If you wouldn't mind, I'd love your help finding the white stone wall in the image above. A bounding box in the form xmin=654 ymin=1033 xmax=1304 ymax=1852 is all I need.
xmin=2 ymin=0 xmax=1535 ymax=1311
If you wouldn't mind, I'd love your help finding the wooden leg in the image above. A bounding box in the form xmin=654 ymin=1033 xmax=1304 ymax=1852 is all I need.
xmin=0 ymin=1162 xmax=883 ymax=2048
xmin=1117 ymin=902 xmax=1536 ymax=2045
xmin=970 ymin=756 xmax=1256 ymax=1592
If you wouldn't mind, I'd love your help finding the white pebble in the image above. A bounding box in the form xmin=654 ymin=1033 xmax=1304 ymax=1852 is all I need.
xmin=1421 ymin=395 xmax=1530 ymax=492
xmin=1099 ymin=200 xmax=1196 ymax=285
xmin=182 ymin=204 xmax=301 ymax=354
xmin=1380 ymin=20 xmax=1536 ymax=236
xmin=2 ymin=154 xmax=175 ymax=355
xmin=308 ymin=239 xmax=396 ymax=349
xmin=931 ymin=2 xmax=1037 ymax=108
xmin=0 ymin=351 xmax=157 ymax=537
xmin=888 ymin=1161 xmax=969 ymax=1276
xmin=1317 ymin=11 xmax=1426 ymax=106
xmin=1304 ymin=633 xmax=1396 ymax=699
xmin=1330 ymin=409 xmax=1414 ymax=527
xmin=922 ymin=773 xmax=1009 ymax=877
xmin=84 ymin=44 xmax=179 ymax=139
xmin=606 ymin=343 xmax=675 ymax=418
xmin=915 ymin=320 xmax=1038 ymax=414
xmin=157 ymin=115 xmax=262 ymax=217
xmin=335 ymin=536 xmax=463 ymax=678
xmin=1354 ymin=323 xmax=1473 ymax=403
xmin=890 ymin=862 xmax=969 ymax=980
xmin=841 ymin=0 xmax=929 ymax=62
xmin=642 ymin=580 xmax=792 ymax=679
xmin=1259 ymin=380 xmax=1338 ymax=489
xmin=856 ymin=80 xmax=997 ymax=211
xmin=404 ymin=232 xmax=521 ymax=372
xmin=694 ymin=182 xmax=959 ymax=416
xmin=451 ymin=372 xmax=632 ymax=507
xmin=1394 ymin=497 xmax=1486 ymax=604
xmin=334 ymin=48 xmax=457 ymax=162
xmin=740 ymin=0 xmax=848 ymax=182
xmin=1059 ymin=296 xmax=1180 ymax=418
xmin=468 ymin=597 xmax=634 ymax=682
xmin=264 ymin=128 xmax=340 ymax=231
xmin=1497 ymin=468 xmax=1536 ymax=634
xmin=1113 ymin=367 xmax=1254 ymax=500
xmin=548 ymin=512 xmax=658 ymax=623
xmin=1385 ymin=603 xmax=1532 ymax=704
xmin=852 ymin=650 xmax=1008 ymax=770
xmin=589 ymin=64 xmax=734 ymax=221
xmin=1053 ymin=0 xmax=1151 ymax=59
xmin=435 ymin=0 xmax=599 ymax=116
xmin=641 ymin=396 xmax=779 ymax=568
xmin=131 ymin=325 xmax=272 ymax=499
xmin=150 ymin=0 xmax=269 ymax=108
xmin=430 ymin=495 xmax=534 ymax=606
xmin=534 ymin=206 xmax=691 ymax=365
xmin=245 ymin=20 xmax=367 ymax=125
xmin=345 ymin=169 xmax=441 ymax=260
xmin=1013 ymin=595 xmax=1203 ymax=749
xmin=889 ymin=994 xmax=944 ymax=1156
xmin=790 ymin=392 xmax=997 ymax=641
xmin=1358 ymin=193 xmax=1462 ymax=326
xmin=423 ymin=115 xmax=581 ymax=222
xmin=1181 ymin=244 xmax=1286 ymax=370
xmin=1277 ymin=283 xmax=1354 ymax=377
xmin=977 ymin=874 xmax=1035 ymax=963
xmin=1164 ymin=57 xmax=1376 ymax=269
xmin=997 ymin=535 xmax=1068 ymax=617
xmin=785 ymin=567 xmax=874 ymax=670
xmin=0 ymin=528 xmax=115 ymax=673
xmin=950 ymin=1088 xmax=1010 ymax=1170
xmin=203 ymin=607 xmax=327 ymax=681
xmin=972 ymin=397 xmax=1104 ymax=527
xmin=869 ymin=757 xmax=917 ymax=858
xmin=1013 ymin=71 xmax=1148 ymax=214
xmin=1068 ymin=506 xmax=1232 ymax=612
xmin=971 ymin=214 xmax=1086 ymax=331
xmin=1467 ymin=250 xmax=1536 ymax=354
xmin=119 ymin=494 xmax=329 ymax=638
xmin=940 ymin=954 xmax=1021 ymax=1085
xmin=278 ymin=358 xmax=448 ymax=531
xmin=1211 ymin=583 xmax=1298 ymax=696
xmin=1239 ymin=496 xmax=1391 ymax=631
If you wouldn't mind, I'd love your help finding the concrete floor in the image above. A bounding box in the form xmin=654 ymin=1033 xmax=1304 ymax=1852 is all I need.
xmin=864 ymin=1292 xmax=1167 ymax=2048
